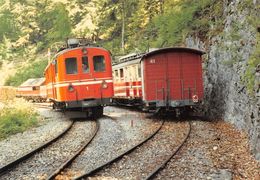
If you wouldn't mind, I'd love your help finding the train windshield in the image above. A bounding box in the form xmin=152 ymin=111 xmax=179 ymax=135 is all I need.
xmin=65 ymin=57 xmax=78 ymax=74
xmin=82 ymin=56 xmax=89 ymax=73
xmin=93 ymin=56 xmax=105 ymax=72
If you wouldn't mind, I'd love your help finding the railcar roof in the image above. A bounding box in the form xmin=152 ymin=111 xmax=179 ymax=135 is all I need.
xmin=113 ymin=52 xmax=144 ymax=66
xmin=54 ymin=46 xmax=109 ymax=58
xmin=44 ymin=46 xmax=110 ymax=72
xmin=113 ymin=58 xmax=141 ymax=69
xmin=19 ymin=78 xmax=45 ymax=87
xmin=141 ymin=47 xmax=205 ymax=60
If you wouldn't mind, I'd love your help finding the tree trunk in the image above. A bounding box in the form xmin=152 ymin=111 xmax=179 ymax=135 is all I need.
xmin=121 ymin=0 xmax=125 ymax=54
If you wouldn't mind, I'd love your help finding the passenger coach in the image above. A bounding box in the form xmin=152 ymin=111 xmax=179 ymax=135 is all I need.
xmin=44 ymin=39 xmax=114 ymax=118
xmin=113 ymin=47 xmax=205 ymax=115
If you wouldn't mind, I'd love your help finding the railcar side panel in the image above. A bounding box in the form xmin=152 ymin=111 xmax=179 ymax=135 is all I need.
xmin=113 ymin=59 xmax=142 ymax=100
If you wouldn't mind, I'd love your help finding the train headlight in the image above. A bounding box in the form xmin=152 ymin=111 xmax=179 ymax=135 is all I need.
xmin=68 ymin=84 xmax=75 ymax=92
xmin=102 ymin=80 xmax=108 ymax=89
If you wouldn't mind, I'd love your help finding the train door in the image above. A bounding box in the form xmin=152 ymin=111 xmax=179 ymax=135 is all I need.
xmin=79 ymin=54 xmax=96 ymax=99
xmin=91 ymin=51 xmax=112 ymax=99
xmin=52 ymin=60 xmax=57 ymax=100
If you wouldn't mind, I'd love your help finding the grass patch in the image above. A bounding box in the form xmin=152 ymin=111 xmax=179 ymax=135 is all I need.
xmin=0 ymin=99 xmax=39 ymax=140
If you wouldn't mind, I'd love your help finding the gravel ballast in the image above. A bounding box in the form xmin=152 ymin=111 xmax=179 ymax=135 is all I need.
xmin=0 ymin=120 xmax=96 ymax=180
xmin=90 ymin=120 xmax=189 ymax=179
xmin=155 ymin=120 xmax=260 ymax=179
xmin=57 ymin=106 xmax=162 ymax=179
xmin=0 ymin=108 xmax=71 ymax=168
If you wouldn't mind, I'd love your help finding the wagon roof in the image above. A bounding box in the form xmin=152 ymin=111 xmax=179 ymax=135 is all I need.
xmin=19 ymin=78 xmax=45 ymax=87
xmin=141 ymin=47 xmax=205 ymax=60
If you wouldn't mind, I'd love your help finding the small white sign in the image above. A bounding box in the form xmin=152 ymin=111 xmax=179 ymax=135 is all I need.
xmin=149 ymin=59 xmax=156 ymax=63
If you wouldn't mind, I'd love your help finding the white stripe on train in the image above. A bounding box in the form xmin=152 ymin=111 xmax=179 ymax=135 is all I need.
xmin=46 ymin=79 xmax=113 ymax=89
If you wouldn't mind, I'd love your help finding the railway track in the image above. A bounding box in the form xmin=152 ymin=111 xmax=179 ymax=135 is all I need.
xmin=145 ymin=121 xmax=191 ymax=179
xmin=0 ymin=120 xmax=98 ymax=179
xmin=73 ymin=118 xmax=165 ymax=179
xmin=78 ymin=119 xmax=191 ymax=180
xmin=46 ymin=120 xmax=99 ymax=180
xmin=42 ymin=109 xmax=161 ymax=180
xmin=0 ymin=120 xmax=74 ymax=175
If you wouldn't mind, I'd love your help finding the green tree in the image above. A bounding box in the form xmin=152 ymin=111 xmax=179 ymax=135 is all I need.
xmin=0 ymin=10 xmax=19 ymax=41
xmin=37 ymin=2 xmax=72 ymax=50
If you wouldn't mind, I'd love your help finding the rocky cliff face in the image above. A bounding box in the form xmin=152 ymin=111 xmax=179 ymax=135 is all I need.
xmin=186 ymin=0 xmax=260 ymax=160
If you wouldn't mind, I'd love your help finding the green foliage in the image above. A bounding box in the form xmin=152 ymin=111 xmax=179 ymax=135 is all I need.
xmin=94 ymin=0 xmax=216 ymax=53
xmin=0 ymin=37 xmax=13 ymax=61
xmin=0 ymin=101 xmax=38 ymax=140
xmin=37 ymin=2 xmax=72 ymax=51
xmin=0 ymin=10 xmax=20 ymax=41
xmin=150 ymin=0 xmax=213 ymax=47
xmin=5 ymin=58 xmax=48 ymax=86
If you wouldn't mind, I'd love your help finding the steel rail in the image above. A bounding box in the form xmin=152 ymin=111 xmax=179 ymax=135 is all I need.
xmin=74 ymin=119 xmax=165 ymax=180
xmin=47 ymin=120 xmax=100 ymax=180
xmin=145 ymin=121 xmax=191 ymax=180
xmin=0 ymin=120 xmax=74 ymax=175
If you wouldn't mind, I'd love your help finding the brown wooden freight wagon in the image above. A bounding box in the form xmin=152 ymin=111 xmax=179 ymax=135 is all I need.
xmin=141 ymin=47 xmax=205 ymax=112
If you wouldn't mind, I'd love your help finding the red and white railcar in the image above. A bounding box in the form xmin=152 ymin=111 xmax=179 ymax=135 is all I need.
xmin=44 ymin=39 xmax=114 ymax=117
xmin=16 ymin=78 xmax=47 ymax=102
xmin=113 ymin=53 xmax=143 ymax=105
xmin=113 ymin=47 xmax=205 ymax=113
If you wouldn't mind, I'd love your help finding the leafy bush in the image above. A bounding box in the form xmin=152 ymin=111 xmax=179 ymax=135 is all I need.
xmin=0 ymin=99 xmax=39 ymax=140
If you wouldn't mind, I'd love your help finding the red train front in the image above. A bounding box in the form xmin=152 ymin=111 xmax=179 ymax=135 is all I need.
xmin=44 ymin=39 xmax=114 ymax=118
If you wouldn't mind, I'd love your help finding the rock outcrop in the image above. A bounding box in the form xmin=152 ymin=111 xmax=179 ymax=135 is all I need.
xmin=186 ymin=0 xmax=260 ymax=160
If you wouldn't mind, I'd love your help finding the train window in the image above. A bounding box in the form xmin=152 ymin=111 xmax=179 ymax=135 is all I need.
xmin=115 ymin=70 xmax=118 ymax=77
xmin=93 ymin=56 xmax=105 ymax=72
xmin=120 ymin=68 xmax=124 ymax=78
xmin=82 ymin=56 xmax=89 ymax=73
xmin=65 ymin=57 xmax=78 ymax=74
xmin=115 ymin=70 xmax=119 ymax=81
xmin=54 ymin=60 xmax=58 ymax=75
xmin=138 ymin=64 xmax=141 ymax=78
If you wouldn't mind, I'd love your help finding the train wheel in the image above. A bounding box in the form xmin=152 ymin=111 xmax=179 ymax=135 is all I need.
xmin=92 ymin=106 xmax=104 ymax=119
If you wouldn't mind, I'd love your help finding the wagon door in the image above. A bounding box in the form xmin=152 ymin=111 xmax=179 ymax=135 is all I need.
xmin=144 ymin=54 xmax=168 ymax=106
xmin=167 ymin=52 xmax=202 ymax=103
xmin=166 ymin=53 xmax=182 ymax=102
xmin=180 ymin=53 xmax=202 ymax=101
